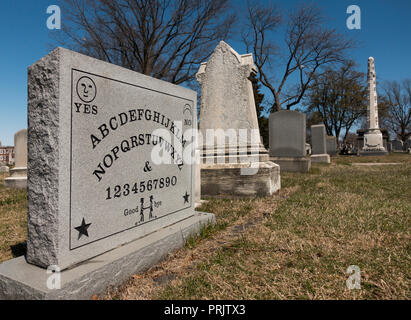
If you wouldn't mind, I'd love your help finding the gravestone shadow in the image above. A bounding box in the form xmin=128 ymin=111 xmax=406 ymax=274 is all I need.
xmin=10 ymin=241 xmax=26 ymax=258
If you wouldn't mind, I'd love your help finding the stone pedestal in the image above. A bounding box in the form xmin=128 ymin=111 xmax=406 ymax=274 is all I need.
xmin=311 ymin=154 xmax=331 ymax=163
xmin=4 ymin=129 xmax=27 ymax=189
xmin=0 ymin=212 xmax=214 ymax=300
xmin=0 ymin=166 xmax=9 ymax=173
xmin=359 ymin=129 xmax=388 ymax=156
xmin=268 ymin=110 xmax=310 ymax=172
xmin=196 ymin=41 xmax=280 ymax=197
xmin=201 ymin=161 xmax=280 ymax=197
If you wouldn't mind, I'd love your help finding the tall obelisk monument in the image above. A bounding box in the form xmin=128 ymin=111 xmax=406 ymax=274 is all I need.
xmin=360 ymin=57 xmax=387 ymax=155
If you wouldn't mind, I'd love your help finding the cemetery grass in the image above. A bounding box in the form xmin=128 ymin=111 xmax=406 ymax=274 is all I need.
xmin=0 ymin=173 xmax=27 ymax=262
xmin=105 ymin=154 xmax=410 ymax=300
xmin=0 ymin=155 xmax=409 ymax=300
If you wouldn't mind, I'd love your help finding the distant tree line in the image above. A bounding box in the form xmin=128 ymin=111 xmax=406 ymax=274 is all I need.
xmin=58 ymin=0 xmax=410 ymax=145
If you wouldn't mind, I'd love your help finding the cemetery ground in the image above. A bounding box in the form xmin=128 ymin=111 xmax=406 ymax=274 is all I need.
xmin=0 ymin=154 xmax=409 ymax=300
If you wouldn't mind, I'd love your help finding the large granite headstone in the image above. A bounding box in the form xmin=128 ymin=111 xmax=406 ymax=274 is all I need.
xmin=196 ymin=41 xmax=280 ymax=197
xmin=4 ymin=129 xmax=27 ymax=188
xmin=0 ymin=47 xmax=214 ymax=300
xmin=311 ymin=124 xmax=330 ymax=163
xmin=268 ymin=110 xmax=310 ymax=172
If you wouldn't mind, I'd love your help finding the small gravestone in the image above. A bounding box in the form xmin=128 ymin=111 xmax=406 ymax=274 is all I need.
xmin=0 ymin=47 xmax=214 ymax=300
xmin=326 ymin=136 xmax=337 ymax=156
xmin=392 ymin=139 xmax=404 ymax=152
xmin=311 ymin=124 xmax=330 ymax=163
xmin=196 ymin=41 xmax=280 ymax=197
xmin=4 ymin=129 xmax=27 ymax=189
xmin=268 ymin=110 xmax=310 ymax=172
xmin=0 ymin=166 xmax=9 ymax=173
xmin=405 ymin=138 xmax=411 ymax=152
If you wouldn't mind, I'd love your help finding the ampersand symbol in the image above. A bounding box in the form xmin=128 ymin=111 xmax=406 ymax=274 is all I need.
xmin=143 ymin=161 xmax=152 ymax=172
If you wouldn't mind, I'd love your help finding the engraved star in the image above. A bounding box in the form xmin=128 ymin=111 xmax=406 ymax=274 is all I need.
xmin=75 ymin=218 xmax=91 ymax=240
xmin=183 ymin=191 xmax=190 ymax=204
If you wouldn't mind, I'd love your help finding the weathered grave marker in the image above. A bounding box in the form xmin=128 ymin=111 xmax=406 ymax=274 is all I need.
xmin=196 ymin=41 xmax=280 ymax=197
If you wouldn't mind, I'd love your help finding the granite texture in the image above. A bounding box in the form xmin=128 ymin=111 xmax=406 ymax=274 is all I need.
xmin=25 ymin=47 xmax=198 ymax=270
xmin=0 ymin=212 xmax=214 ymax=300
xmin=26 ymin=48 xmax=60 ymax=268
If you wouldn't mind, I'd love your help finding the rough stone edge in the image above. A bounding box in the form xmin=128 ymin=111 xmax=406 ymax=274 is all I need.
xmin=26 ymin=48 xmax=60 ymax=267
xmin=0 ymin=212 xmax=215 ymax=300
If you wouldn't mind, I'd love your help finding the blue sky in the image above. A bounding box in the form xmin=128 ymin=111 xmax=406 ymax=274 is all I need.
xmin=0 ymin=0 xmax=410 ymax=145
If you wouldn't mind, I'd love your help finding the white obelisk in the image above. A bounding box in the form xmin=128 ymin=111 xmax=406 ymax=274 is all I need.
xmin=361 ymin=57 xmax=387 ymax=154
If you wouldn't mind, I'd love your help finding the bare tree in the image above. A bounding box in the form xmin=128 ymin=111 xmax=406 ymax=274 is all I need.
xmin=58 ymin=0 xmax=235 ymax=84
xmin=242 ymin=1 xmax=355 ymax=112
xmin=381 ymin=79 xmax=411 ymax=143
xmin=305 ymin=61 xmax=367 ymax=142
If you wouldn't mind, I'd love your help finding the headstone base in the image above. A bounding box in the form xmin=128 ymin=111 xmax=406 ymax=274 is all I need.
xmin=0 ymin=212 xmax=214 ymax=300
xmin=269 ymin=157 xmax=311 ymax=173
xmin=0 ymin=166 xmax=9 ymax=173
xmin=4 ymin=167 xmax=27 ymax=189
xmin=310 ymin=154 xmax=331 ymax=164
xmin=360 ymin=131 xmax=388 ymax=156
xmin=201 ymin=161 xmax=280 ymax=197
xmin=359 ymin=150 xmax=388 ymax=156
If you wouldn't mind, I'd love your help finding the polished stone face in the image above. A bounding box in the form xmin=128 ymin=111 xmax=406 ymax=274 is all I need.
xmin=27 ymin=48 xmax=197 ymax=269
xmin=269 ymin=110 xmax=306 ymax=158
xmin=311 ymin=124 xmax=327 ymax=155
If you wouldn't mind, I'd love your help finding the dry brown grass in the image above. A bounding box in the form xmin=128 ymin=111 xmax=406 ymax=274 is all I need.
xmin=0 ymin=173 xmax=27 ymax=262
xmin=105 ymin=153 xmax=410 ymax=300
xmin=101 ymin=186 xmax=299 ymax=300
xmin=0 ymin=153 xmax=410 ymax=300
